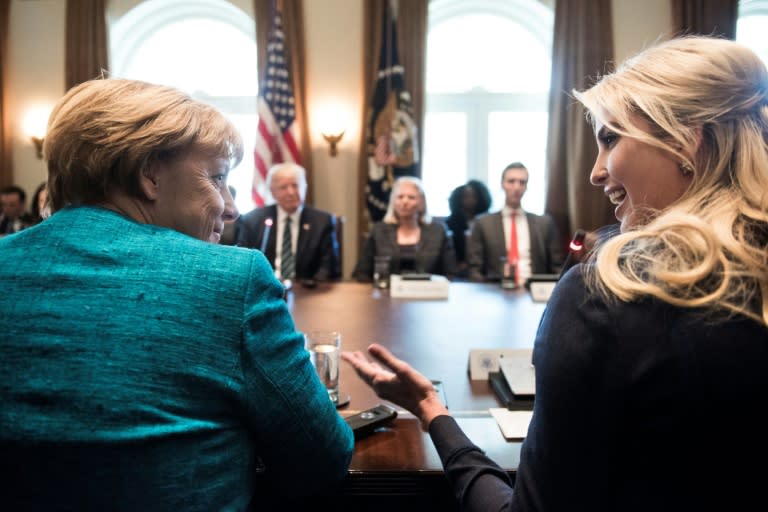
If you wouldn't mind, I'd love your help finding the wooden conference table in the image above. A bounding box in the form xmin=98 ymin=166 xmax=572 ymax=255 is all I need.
xmin=285 ymin=280 xmax=547 ymax=509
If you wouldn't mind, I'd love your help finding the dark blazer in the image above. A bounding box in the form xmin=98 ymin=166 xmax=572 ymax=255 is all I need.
xmin=352 ymin=221 xmax=457 ymax=281
xmin=467 ymin=211 xmax=564 ymax=281
xmin=235 ymin=204 xmax=340 ymax=281
xmin=428 ymin=265 xmax=768 ymax=510
xmin=443 ymin=214 xmax=472 ymax=265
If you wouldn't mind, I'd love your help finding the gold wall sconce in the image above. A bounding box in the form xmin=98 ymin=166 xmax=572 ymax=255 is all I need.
xmin=316 ymin=100 xmax=352 ymax=158
xmin=24 ymin=104 xmax=52 ymax=160
xmin=322 ymin=131 xmax=345 ymax=157
xmin=31 ymin=136 xmax=44 ymax=159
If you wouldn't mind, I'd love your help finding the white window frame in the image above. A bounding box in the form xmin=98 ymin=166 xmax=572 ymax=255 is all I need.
xmin=109 ymin=0 xmax=259 ymax=213
xmin=425 ymin=0 xmax=554 ymax=216
xmin=737 ymin=0 xmax=768 ymax=66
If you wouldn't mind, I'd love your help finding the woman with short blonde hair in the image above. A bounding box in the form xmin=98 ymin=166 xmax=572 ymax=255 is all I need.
xmin=2 ymin=78 xmax=353 ymax=510
xmin=353 ymin=175 xmax=455 ymax=280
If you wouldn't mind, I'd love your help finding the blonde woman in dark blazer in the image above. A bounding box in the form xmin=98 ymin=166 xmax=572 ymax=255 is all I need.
xmin=343 ymin=37 xmax=768 ymax=511
xmin=353 ymin=176 xmax=456 ymax=280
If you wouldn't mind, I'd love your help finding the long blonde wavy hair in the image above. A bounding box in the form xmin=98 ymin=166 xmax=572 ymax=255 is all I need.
xmin=573 ymin=36 xmax=768 ymax=326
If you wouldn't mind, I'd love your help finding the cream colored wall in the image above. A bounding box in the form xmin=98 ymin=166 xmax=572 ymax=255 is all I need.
xmin=7 ymin=0 xmax=64 ymax=202
xmin=612 ymin=0 xmax=673 ymax=63
xmin=304 ymin=0 xmax=363 ymax=279
xmin=6 ymin=0 xmax=670 ymax=278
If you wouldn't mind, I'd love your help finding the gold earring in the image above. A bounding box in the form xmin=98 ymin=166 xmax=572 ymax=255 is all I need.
xmin=679 ymin=162 xmax=693 ymax=176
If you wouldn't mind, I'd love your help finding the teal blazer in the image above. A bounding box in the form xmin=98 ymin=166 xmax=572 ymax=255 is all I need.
xmin=0 ymin=206 xmax=353 ymax=510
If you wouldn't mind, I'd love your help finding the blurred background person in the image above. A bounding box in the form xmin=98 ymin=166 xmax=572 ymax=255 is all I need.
xmin=0 ymin=78 xmax=353 ymax=510
xmin=29 ymin=181 xmax=49 ymax=225
xmin=353 ymin=176 xmax=456 ymax=280
xmin=444 ymin=179 xmax=492 ymax=278
xmin=0 ymin=184 xmax=33 ymax=235
xmin=236 ymin=162 xmax=340 ymax=286
xmin=468 ymin=162 xmax=564 ymax=284
xmin=343 ymin=35 xmax=768 ymax=511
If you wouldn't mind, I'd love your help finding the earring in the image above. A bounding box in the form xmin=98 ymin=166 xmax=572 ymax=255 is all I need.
xmin=679 ymin=162 xmax=693 ymax=176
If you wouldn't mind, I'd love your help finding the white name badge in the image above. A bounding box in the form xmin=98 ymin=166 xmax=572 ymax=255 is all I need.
xmin=529 ymin=281 xmax=557 ymax=302
xmin=467 ymin=348 xmax=532 ymax=381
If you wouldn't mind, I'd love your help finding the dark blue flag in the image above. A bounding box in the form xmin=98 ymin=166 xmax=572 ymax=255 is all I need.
xmin=365 ymin=0 xmax=420 ymax=224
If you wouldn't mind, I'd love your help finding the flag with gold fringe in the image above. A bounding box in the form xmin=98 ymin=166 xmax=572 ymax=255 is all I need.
xmin=365 ymin=0 xmax=420 ymax=223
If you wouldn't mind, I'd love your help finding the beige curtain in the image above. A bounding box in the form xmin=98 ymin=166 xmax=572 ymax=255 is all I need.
xmin=65 ymin=0 xmax=109 ymax=91
xmin=671 ymin=0 xmax=738 ymax=38
xmin=0 ymin=0 xmax=11 ymax=186
xmin=394 ymin=0 xmax=427 ymax=151
xmin=544 ymin=0 xmax=615 ymax=244
xmin=356 ymin=0 xmax=427 ymax=251
xmin=254 ymin=0 xmax=313 ymax=202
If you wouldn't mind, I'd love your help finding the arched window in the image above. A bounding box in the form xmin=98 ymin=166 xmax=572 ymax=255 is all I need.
xmin=737 ymin=0 xmax=768 ymax=66
xmin=109 ymin=0 xmax=258 ymax=214
xmin=423 ymin=0 xmax=554 ymax=217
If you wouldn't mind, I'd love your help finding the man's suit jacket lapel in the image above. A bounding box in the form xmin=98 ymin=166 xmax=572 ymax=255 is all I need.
xmin=295 ymin=209 xmax=313 ymax=270
xmin=264 ymin=205 xmax=278 ymax=264
xmin=490 ymin=212 xmax=506 ymax=257
xmin=525 ymin=213 xmax=544 ymax=272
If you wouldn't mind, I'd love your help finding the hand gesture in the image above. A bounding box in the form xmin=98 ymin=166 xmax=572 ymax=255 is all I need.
xmin=341 ymin=343 xmax=449 ymax=429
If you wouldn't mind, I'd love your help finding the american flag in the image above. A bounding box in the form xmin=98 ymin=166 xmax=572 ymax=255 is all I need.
xmin=252 ymin=11 xmax=300 ymax=207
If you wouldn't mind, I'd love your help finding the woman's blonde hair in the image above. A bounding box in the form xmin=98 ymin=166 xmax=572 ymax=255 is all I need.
xmin=382 ymin=176 xmax=432 ymax=225
xmin=44 ymin=78 xmax=244 ymax=212
xmin=573 ymin=36 xmax=768 ymax=325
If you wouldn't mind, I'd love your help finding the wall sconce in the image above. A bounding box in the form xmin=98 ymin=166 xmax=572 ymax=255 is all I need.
xmin=24 ymin=104 xmax=52 ymax=160
xmin=322 ymin=130 xmax=345 ymax=157
xmin=31 ymin=137 xmax=44 ymax=159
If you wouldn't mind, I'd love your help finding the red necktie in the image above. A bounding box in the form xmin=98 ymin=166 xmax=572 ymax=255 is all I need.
xmin=508 ymin=211 xmax=519 ymax=284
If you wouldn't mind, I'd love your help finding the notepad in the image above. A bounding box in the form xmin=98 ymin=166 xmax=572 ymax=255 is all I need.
xmin=490 ymin=408 xmax=533 ymax=440
xmin=498 ymin=351 xmax=536 ymax=397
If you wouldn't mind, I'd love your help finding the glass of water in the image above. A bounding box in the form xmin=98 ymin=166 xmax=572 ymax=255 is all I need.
xmin=305 ymin=331 xmax=341 ymax=405
xmin=373 ymin=255 xmax=391 ymax=289
xmin=499 ymin=256 xmax=518 ymax=289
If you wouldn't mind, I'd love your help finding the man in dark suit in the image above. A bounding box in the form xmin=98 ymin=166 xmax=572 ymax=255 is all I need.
xmin=0 ymin=185 xmax=33 ymax=236
xmin=235 ymin=163 xmax=340 ymax=285
xmin=467 ymin=162 xmax=564 ymax=283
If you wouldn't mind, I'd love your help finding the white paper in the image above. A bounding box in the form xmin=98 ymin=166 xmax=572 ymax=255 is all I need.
xmin=489 ymin=408 xmax=533 ymax=440
xmin=467 ymin=348 xmax=533 ymax=380
xmin=530 ymin=281 xmax=557 ymax=302
xmin=390 ymin=274 xmax=450 ymax=299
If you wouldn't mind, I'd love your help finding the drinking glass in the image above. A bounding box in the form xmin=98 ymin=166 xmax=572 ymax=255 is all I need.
xmin=305 ymin=331 xmax=341 ymax=404
xmin=500 ymin=256 xmax=518 ymax=289
xmin=373 ymin=255 xmax=391 ymax=289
